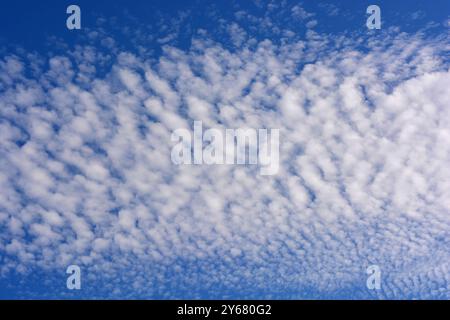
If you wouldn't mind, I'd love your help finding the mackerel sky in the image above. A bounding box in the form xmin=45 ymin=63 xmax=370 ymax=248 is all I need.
xmin=0 ymin=0 xmax=449 ymax=299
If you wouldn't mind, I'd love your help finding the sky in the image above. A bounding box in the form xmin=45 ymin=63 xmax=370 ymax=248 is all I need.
xmin=0 ymin=0 xmax=449 ymax=299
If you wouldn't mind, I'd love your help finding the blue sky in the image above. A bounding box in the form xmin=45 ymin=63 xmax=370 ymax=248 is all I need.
xmin=0 ymin=0 xmax=449 ymax=299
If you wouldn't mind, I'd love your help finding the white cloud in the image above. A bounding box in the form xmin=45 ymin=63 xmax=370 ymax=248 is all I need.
xmin=0 ymin=26 xmax=449 ymax=298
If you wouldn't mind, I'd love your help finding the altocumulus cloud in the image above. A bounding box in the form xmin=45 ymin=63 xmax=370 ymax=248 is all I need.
xmin=0 ymin=17 xmax=450 ymax=298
